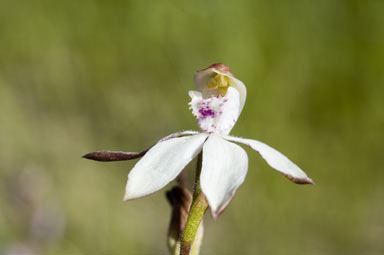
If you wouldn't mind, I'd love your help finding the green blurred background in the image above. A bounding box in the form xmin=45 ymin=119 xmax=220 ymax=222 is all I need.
xmin=1 ymin=0 xmax=383 ymax=254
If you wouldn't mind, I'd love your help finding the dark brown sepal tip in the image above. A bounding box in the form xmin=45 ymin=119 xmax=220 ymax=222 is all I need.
xmin=82 ymin=150 xmax=148 ymax=162
xmin=282 ymin=173 xmax=315 ymax=185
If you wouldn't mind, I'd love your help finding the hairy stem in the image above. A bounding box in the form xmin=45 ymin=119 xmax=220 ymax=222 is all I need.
xmin=180 ymin=152 xmax=208 ymax=255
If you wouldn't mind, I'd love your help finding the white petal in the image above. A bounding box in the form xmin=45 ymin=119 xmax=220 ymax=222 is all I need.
xmin=217 ymin=87 xmax=241 ymax=134
xmin=200 ymin=134 xmax=248 ymax=218
xmin=219 ymin=72 xmax=246 ymax=113
xmin=224 ymin=136 xmax=314 ymax=184
xmin=124 ymin=133 xmax=208 ymax=200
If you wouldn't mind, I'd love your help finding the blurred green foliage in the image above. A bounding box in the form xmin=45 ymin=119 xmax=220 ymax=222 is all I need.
xmin=1 ymin=0 xmax=383 ymax=254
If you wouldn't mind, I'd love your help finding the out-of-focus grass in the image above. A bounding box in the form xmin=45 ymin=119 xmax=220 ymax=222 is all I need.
xmin=0 ymin=0 xmax=383 ymax=254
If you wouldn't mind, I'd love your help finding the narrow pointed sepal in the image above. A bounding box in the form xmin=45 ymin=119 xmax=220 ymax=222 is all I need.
xmin=82 ymin=150 xmax=148 ymax=162
xmin=82 ymin=131 xmax=199 ymax=162
xmin=224 ymin=136 xmax=314 ymax=185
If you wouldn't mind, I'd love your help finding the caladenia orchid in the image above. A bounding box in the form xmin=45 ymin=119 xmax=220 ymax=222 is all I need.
xmin=83 ymin=63 xmax=314 ymax=255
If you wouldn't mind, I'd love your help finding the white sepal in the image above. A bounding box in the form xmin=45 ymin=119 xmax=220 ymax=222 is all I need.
xmin=224 ymin=136 xmax=314 ymax=184
xmin=200 ymin=134 xmax=248 ymax=218
xmin=124 ymin=133 xmax=208 ymax=200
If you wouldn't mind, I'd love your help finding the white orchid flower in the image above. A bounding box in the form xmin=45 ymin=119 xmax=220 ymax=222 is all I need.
xmin=84 ymin=63 xmax=313 ymax=218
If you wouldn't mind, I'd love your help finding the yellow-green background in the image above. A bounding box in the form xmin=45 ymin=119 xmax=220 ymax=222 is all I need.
xmin=1 ymin=0 xmax=383 ymax=254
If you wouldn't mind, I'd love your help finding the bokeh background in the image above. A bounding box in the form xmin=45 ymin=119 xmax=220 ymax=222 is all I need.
xmin=1 ymin=0 xmax=383 ymax=254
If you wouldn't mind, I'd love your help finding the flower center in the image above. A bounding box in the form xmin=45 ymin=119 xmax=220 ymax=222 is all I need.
xmin=207 ymin=74 xmax=230 ymax=96
xmin=189 ymin=86 xmax=240 ymax=135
